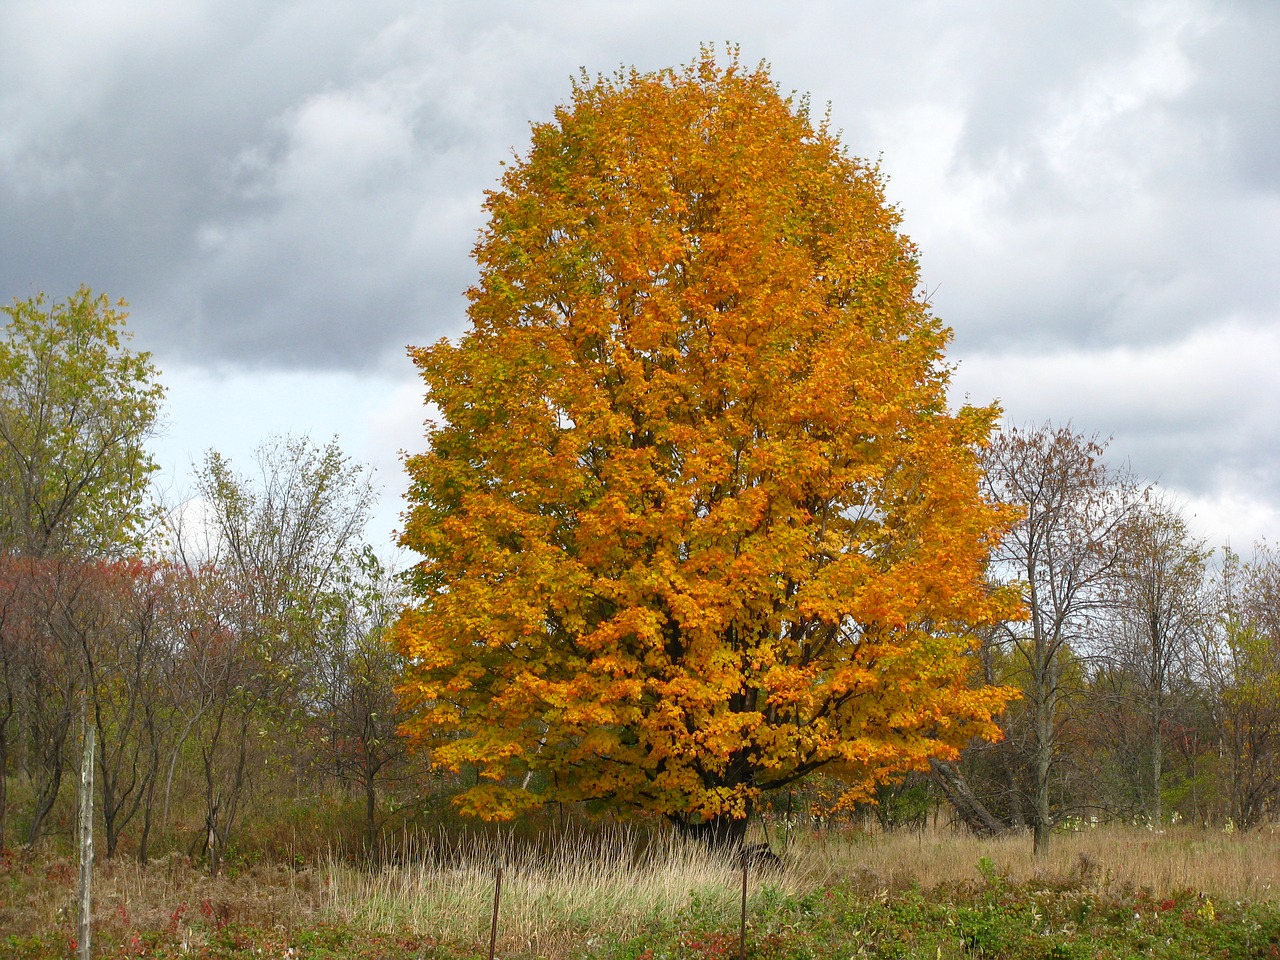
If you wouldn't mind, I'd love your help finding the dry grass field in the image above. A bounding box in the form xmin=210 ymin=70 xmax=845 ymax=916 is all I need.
xmin=339 ymin=823 xmax=1280 ymax=946
xmin=793 ymin=821 xmax=1280 ymax=900
xmin=6 ymin=822 xmax=1280 ymax=958
xmin=5 ymin=824 xmax=1274 ymax=957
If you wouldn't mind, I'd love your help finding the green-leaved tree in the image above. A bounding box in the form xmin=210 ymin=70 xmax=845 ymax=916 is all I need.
xmin=0 ymin=287 xmax=164 ymax=558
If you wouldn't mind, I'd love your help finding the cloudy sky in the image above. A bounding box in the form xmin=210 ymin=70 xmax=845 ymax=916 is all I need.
xmin=2 ymin=0 xmax=1276 ymax=555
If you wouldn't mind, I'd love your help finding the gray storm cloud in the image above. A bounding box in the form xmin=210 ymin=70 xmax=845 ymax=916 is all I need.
xmin=2 ymin=0 xmax=1277 ymax=545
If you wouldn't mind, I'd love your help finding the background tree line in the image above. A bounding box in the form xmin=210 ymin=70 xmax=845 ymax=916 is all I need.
xmin=3 ymin=287 xmax=1279 ymax=866
xmin=0 ymin=289 xmax=427 ymax=868
xmin=867 ymin=427 xmax=1280 ymax=856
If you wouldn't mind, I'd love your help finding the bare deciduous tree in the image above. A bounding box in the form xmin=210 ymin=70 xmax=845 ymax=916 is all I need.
xmin=1201 ymin=546 xmax=1280 ymax=829
xmin=167 ymin=435 xmax=376 ymax=872
xmin=981 ymin=423 xmax=1140 ymax=855
xmin=1101 ymin=493 xmax=1209 ymax=824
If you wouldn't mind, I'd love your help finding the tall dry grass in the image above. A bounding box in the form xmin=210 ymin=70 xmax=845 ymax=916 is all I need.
xmin=319 ymin=821 xmax=1280 ymax=954
xmin=11 ymin=822 xmax=1280 ymax=957
xmin=784 ymin=820 xmax=1280 ymax=900
xmin=323 ymin=828 xmax=774 ymax=956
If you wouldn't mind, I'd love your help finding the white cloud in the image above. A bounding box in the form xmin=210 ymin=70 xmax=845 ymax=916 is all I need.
xmin=951 ymin=318 xmax=1280 ymax=546
xmin=1 ymin=0 xmax=1276 ymax=556
xmin=259 ymin=88 xmax=417 ymax=197
xmin=1177 ymin=485 xmax=1280 ymax=554
xmin=1035 ymin=2 xmax=1202 ymax=191
xmin=954 ymin=319 xmax=1279 ymax=430
xmin=150 ymin=363 xmax=423 ymax=552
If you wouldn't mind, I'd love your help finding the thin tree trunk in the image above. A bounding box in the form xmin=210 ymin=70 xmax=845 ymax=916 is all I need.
xmin=1032 ymin=659 xmax=1057 ymax=857
xmin=77 ymin=722 xmax=95 ymax=960
xmin=27 ymin=761 xmax=66 ymax=847
xmin=137 ymin=726 xmax=161 ymax=864
xmin=929 ymin=759 xmax=1009 ymax=836
xmin=365 ymin=775 xmax=378 ymax=859
xmin=0 ymin=732 xmax=7 ymax=851
xmin=1149 ymin=691 xmax=1164 ymax=825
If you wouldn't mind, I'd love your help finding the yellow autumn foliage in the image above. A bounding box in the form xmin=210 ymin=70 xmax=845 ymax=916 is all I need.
xmin=395 ymin=49 xmax=1020 ymax=842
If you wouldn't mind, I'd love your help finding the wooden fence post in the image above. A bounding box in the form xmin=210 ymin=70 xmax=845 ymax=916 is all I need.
xmin=77 ymin=720 xmax=95 ymax=960
xmin=488 ymin=866 xmax=502 ymax=960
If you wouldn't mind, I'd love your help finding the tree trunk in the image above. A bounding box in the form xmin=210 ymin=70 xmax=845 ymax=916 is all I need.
xmin=673 ymin=811 xmax=750 ymax=852
xmin=137 ymin=732 xmax=161 ymax=865
xmin=1031 ymin=658 xmax=1057 ymax=857
xmin=138 ymin=779 xmax=155 ymax=865
xmin=929 ymin=759 xmax=1009 ymax=836
xmin=27 ymin=761 xmax=66 ymax=847
xmin=77 ymin=721 xmax=95 ymax=960
xmin=26 ymin=697 xmax=74 ymax=847
xmin=1149 ymin=692 xmax=1164 ymax=825
xmin=364 ymin=774 xmax=378 ymax=860
xmin=0 ymin=732 xmax=7 ymax=851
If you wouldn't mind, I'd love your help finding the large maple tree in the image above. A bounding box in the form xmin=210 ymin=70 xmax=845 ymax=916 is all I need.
xmin=396 ymin=51 xmax=1019 ymax=843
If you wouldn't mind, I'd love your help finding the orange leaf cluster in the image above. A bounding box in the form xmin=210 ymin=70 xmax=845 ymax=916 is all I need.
xmin=395 ymin=49 xmax=1020 ymax=830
